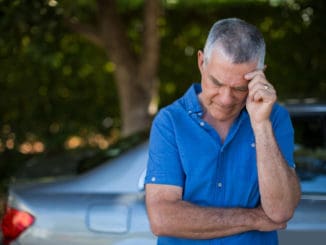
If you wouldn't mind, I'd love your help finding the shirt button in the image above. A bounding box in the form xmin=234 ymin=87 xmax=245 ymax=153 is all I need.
xmin=251 ymin=143 xmax=255 ymax=148
xmin=199 ymin=122 xmax=205 ymax=127
xmin=151 ymin=177 xmax=156 ymax=182
xmin=188 ymin=110 xmax=192 ymax=114
xmin=217 ymin=182 xmax=223 ymax=188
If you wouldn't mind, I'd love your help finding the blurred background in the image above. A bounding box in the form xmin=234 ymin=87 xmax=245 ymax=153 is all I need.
xmin=0 ymin=0 xmax=325 ymax=214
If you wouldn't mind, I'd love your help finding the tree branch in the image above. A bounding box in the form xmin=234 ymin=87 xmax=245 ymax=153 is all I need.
xmin=64 ymin=17 xmax=104 ymax=48
xmin=96 ymin=0 xmax=136 ymax=70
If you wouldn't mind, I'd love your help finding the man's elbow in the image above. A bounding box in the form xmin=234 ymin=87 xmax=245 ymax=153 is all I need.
xmin=148 ymin=214 xmax=170 ymax=237
xmin=265 ymin=191 xmax=301 ymax=223
xmin=267 ymin=209 xmax=295 ymax=223
xmin=265 ymin=200 xmax=300 ymax=223
xmin=146 ymin=202 xmax=171 ymax=237
xmin=149 ymin=220 xmax=165 ymax=237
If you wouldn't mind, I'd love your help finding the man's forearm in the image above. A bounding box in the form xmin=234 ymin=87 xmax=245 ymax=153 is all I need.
xmin=146 ymin=185 xmax=285 ymax=239
xmin=149 ymin=201 xmax=252 ymax=239
xmin=253 ymin=121 xmax=301 ymax=223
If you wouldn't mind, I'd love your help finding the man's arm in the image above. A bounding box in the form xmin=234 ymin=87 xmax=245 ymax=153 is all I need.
xmin=245 ymin=70 xmax=301 ymax=223
xmin=146 ymin=184 xmax=286 ymax=239
xmin=253 ymin=122 xmax=301 ymax=223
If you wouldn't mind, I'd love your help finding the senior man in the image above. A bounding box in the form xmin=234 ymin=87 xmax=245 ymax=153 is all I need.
xmin=145 ymin=18 xmax=301 ymax=245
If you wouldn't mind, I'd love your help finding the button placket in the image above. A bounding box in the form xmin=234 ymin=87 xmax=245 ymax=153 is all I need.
xmin=216 ymin=148 xmax=225 ymax=204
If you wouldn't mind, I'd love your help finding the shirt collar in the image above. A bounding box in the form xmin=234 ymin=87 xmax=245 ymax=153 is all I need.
xmin=182 ymin=83 xmax=204 ymax=114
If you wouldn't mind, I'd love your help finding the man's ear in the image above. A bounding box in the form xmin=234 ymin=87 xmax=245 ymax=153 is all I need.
xmin=197 ymin=50 xmax=205 ymax=74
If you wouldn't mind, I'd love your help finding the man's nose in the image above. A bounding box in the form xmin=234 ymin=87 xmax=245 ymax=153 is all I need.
xmin=218 ymin=86 xmax=234 ymax=105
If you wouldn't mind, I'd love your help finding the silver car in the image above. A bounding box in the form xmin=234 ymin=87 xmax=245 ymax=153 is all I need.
xmin=1 ymin=136 xmax=156 ymax=245
xmin=1 ymin=104 xmax=326 ymax=245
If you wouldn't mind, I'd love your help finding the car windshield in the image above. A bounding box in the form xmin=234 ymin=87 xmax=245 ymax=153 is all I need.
xmin=291 ymin=109 xmax=326 ymax=194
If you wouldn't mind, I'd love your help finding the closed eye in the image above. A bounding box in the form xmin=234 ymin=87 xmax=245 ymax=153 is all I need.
xmin=233 ymin=86 xmax=248 ymax=92
xmin=209 ymin=75 xmax=223 ymax=87
xmin=209 ymin=75 xmax=248 ymax=92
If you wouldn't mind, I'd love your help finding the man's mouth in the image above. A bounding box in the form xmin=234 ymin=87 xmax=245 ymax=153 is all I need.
xmin=211 ymin=102 xmax=234 ymax=111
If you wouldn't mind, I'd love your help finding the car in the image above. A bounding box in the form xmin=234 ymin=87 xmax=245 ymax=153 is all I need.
xmin=0 ymin=132 xmax=156 ymax=245
xmin=278 ymin=102 xmax=326 ymax=244
xmin=1 ymin=103 xmax=326 ymax=245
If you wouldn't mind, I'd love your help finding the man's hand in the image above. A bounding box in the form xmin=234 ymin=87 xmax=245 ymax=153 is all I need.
xmin=244 ymin=70 xmax=277 ymax=126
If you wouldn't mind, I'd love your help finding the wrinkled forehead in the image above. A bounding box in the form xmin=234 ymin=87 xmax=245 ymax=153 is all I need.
xmin=205 ymin=50 xmax=258 ymax=85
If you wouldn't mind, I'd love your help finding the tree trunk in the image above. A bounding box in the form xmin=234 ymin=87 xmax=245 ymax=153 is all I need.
xmin=97 ymin=0 xmax=161 ymax=136
xmin=66 ymin=0 xmax=161 ymax=137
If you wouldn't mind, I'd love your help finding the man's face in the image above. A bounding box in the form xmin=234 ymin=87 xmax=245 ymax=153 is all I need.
xmin=198 ymin=49 xmax=258 ymax=122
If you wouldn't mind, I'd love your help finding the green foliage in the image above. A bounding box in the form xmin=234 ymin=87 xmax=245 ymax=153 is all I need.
xmin=159 ymin=0 xmax=326 ymax=105
xmin=0 ymin=0 xmax=119 ymax=153
xmin=262 ymin=0 xmax=326 ymax=100
xmin=0 ymin=0 xmax=325 ymax=157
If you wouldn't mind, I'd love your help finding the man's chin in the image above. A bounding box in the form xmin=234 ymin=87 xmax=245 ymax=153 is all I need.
xmin=210 ymin=109 xmax=240 ymax=122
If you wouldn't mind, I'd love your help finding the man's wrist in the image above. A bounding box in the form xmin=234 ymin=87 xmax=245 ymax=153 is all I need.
xmin=251 ymin=120 xmax=272 ymax=133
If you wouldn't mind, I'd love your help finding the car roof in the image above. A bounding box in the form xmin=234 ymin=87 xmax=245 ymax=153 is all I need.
xmin=284 ymin=103 xmax=326 ymax=116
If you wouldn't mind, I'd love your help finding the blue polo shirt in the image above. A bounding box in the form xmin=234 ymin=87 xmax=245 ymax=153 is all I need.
xmin=145 ymin=83 xmax=295 ymax=245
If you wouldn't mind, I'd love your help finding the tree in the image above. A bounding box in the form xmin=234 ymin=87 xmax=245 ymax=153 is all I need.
xmin=1 ymin=0 xmax=325 ymax=155
xmin=64 ymin=0 xmax=161 ymax=136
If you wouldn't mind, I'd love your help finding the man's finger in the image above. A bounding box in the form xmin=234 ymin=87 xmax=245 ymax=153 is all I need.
xmin=244 ymin=65 xmax=267 ymax=80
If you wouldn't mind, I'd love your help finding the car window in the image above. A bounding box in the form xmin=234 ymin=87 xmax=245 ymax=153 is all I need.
xmin=290 ymin=109 xmax=326 ymax=194
xmin=76 ymin=131 xmax=149 ymax=174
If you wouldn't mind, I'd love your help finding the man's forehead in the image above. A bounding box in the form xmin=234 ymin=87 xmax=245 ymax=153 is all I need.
xmin=208 ymin=74 xmax=249 ymax=87
xmin=207 ymin=60 xmax=257 ymax=82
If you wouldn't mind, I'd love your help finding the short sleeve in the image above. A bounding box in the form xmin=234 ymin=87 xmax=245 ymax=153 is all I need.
xmin=145 ymin=109 xmax=185 ymax=187
xmin=272 ymin=105 xmax=296 ymax=168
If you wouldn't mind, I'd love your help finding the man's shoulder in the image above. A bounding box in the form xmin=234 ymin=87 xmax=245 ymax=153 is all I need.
xmin=270 ymin=103 xmax=292 ymax=130
xmin=272 ymin=103 xmax=290 ymax=117
xmin=155 ymin=84 xmax=200 ymax=119
xmin=154 ymin=99 xmax=185 ymax=124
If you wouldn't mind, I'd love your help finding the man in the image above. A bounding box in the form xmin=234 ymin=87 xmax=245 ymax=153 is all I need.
xmin=145 ymin=18 xmax=301 ymax=244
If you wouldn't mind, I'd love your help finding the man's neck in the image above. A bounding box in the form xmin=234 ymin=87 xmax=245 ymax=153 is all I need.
xmin=202 ymin=112 xmax=237 ymax=143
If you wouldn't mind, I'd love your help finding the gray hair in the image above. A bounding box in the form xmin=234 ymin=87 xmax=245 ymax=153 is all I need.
xmin=203 ymin=18 xmax=266 ymax=69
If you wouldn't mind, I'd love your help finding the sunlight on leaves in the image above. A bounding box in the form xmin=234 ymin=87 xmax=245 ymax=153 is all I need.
xmin=48 ymin=0 xmax=58 ymax=7
xmin=104 ymin=62 xmax=116 ymax=73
